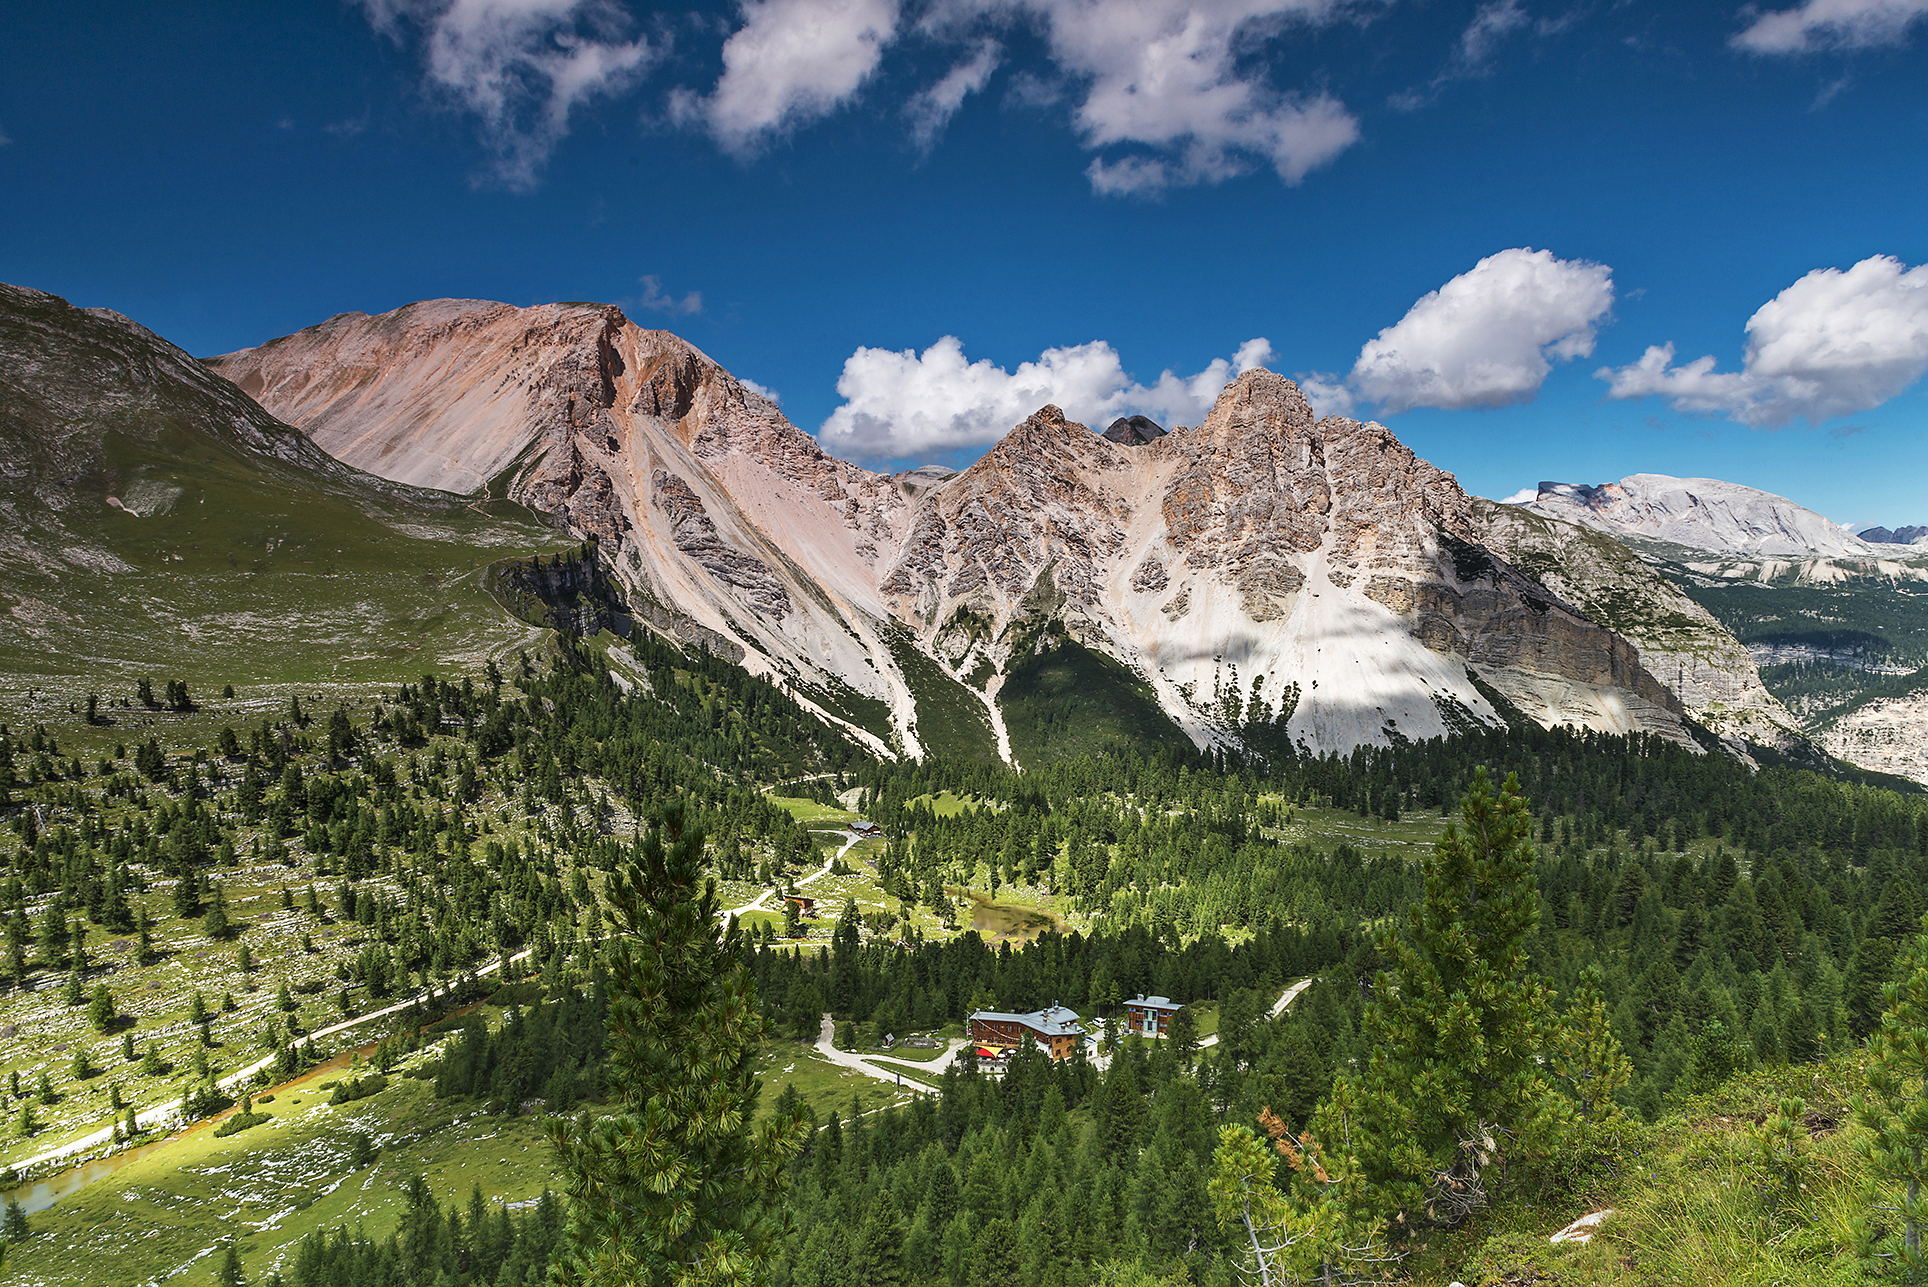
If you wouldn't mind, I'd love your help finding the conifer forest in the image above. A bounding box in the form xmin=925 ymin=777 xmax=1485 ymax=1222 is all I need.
xmin=3 ymin=627 xmax=1928 ymax=1287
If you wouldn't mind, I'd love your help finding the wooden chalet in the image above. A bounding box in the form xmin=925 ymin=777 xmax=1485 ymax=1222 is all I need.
xmin=966 ymin=1003 xmax=1085 ymax=1060
xmin=1123 ymin=994 xmax=1182 ymax=1038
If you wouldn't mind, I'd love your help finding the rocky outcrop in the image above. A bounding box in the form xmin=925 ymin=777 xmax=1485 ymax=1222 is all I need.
xmin=1818 ymin=691 xmax=1928 ymax=786
xmin=1472 ymin=498 xmax=1805 ymax=753
xmin=485 ymin=540 xmax=630 ymax=637
xmin=650 ymin=470 xmax=792 ymax=620
xmin=1103 ymin=415 xmax=1166 ymax=446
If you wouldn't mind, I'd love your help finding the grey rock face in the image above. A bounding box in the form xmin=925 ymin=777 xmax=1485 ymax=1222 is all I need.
xmin=1102 ymin=415 xmax=1167 ymax=446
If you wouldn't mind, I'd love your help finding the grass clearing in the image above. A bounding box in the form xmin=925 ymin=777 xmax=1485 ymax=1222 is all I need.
xmin=5 ymin=1057 xmax=557 ymax=1287
xmin=764 ymin=796 xmax=858 ymax=826
xmin=752 ymin=1045 xmax=919 ymax=1121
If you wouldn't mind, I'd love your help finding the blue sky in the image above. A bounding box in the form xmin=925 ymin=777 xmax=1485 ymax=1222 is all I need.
xmin=3 ymin=0 xmax=1926 ymax=525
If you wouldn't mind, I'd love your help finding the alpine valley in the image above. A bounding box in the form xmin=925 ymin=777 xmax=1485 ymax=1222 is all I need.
xmin=8 ymin=283 xmax=1928 ymax=1287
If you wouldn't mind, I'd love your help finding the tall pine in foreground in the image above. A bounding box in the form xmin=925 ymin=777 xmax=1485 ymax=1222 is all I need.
xmin=1341 ymin=766 xmax=1559 ymax=1225
xmin=550 ymin=800 xmax=805 ymax=1287
xmin=1853 ymin=913 xmax=1928 ymax=1282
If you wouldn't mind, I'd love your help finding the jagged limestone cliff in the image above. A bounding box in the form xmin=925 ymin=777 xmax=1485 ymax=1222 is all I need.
xmin=207 ymin=297 xmax=1791 ymax=765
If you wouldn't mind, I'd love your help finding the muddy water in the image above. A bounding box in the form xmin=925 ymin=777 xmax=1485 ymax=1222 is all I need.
xmin=4 ymin=1136 xmax=173 ymax=1215
xmin=956 ymin=890 xmax=1064 ymax=943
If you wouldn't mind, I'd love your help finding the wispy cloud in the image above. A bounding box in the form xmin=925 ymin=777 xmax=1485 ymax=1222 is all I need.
xmin=358 ymin=0 xmax=659 ymax=191
xmin=637 ymin=274 xmax=702 ymax=316
xmin=906 ymin=39 xmax=1000 ymax=150
xmin=1733 ymin=0 xmax=1928 ymax=54
xmin=1390 ymin=0 xmax=1574 ymax=111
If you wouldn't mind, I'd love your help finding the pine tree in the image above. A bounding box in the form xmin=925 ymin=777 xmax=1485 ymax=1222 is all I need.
xmin=550 ymin=800 xmax=805 ymax=1287
xmin=1853 ymin=915 xmax=1928 ymax=1280
xmin=1850 ymin=883 xmax=1925 ymax=1037
xmin=1549 ymin=966 xmax=1631 ymax=1122
xmin=215 ymin=1241 xmax=245 ymax=1287
xmin=203 ymin=882 xmax=230 ymax=941
xmin=1341 ymin=767 xmax=1558 ymax=1225
xmin=1209 ymin=1101 xmax=1393 ymax=1287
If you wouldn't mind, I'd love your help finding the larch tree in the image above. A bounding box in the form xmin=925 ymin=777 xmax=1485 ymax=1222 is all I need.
xmin=550 ymin=799 xmax=805 ymax=1287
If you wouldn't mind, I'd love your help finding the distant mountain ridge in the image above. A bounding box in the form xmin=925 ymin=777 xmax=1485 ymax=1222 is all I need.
xmin=1858 ymin=525 xmax=1928 ymax=546
xmin=207 ymin=295 xmax=1803 ymax=763
xmin=1522 ymin=474 xmax=1876 ymax=559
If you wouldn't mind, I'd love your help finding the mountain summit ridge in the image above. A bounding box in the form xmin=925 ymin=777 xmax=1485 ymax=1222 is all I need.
xmin=202 ymin=295 xmax=1792 ymax=762
xmin=1523 ymin=473 xmax=1876 ymax=560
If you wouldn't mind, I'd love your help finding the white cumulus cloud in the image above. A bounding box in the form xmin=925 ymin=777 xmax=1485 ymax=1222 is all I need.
xmin=1597 ymin=255 xmax=1928 ymax=427
xmin=1733 ymin=0 xmax=1928 ymax=53
xmin=1046 ymin=0 xmax=1359 ymax=192
xmin=818 ymin=334 xmax=1273 ymax=458
xmin=1344 ymin=248 xmax=1615 ymax=414
xmin=922 ymin=0 xmax=1360 ymax=194
xmin=1294 ymin=373 xmax=1356 ymax=418
xmin=675 ymin=0 xmax=900 ymax=154
xmin=359 ymin=0 xmax=657 ymax=190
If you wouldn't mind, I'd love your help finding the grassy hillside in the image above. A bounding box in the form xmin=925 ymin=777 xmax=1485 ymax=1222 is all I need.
xmin=1407 ymin=1051 xmax=1877 ymax=1287
xmin=0 ymin=283 xmax=562 ymax=700
xmin=0 ymin=430 xmax=557 ymax=696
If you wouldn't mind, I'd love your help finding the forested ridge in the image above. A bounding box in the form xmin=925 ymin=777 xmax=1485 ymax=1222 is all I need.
xmin=5 ymin=630 xmax=1928 ymax=1285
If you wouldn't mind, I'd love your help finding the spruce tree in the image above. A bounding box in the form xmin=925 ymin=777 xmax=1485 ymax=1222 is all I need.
xmin=1342 ymin=767 xmax=1558 ymax=1225
xmin=550 ymin=800 xmax=805 ymax=1287
xmin=855 ymin=1188 xmax=908 ymax=1287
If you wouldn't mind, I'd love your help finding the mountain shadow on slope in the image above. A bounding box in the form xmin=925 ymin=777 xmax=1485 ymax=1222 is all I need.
xmin=999 ymin=625 xmax=1194 ymax=768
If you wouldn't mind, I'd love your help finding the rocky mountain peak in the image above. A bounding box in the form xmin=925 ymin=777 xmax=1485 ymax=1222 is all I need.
xmin=1859 ymin=524 xmax=1928 ymax=546
xmin=197 ymin=300 xmax=1775 ymax=763
xmin=1195 ymin=368 xmax=1318 ymax=443
xmin=1103 ymin=415 xmax=1166 ymax=446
